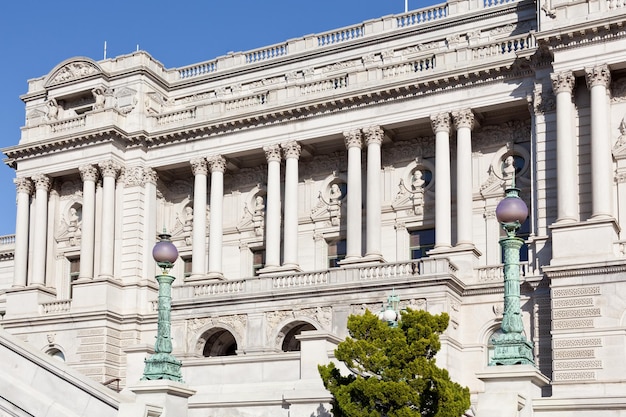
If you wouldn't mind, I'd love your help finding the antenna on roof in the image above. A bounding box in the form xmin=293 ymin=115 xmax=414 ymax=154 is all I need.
xmin=136 ymin=44 xmax=140 ymax=52
xmin=103 ymin=41 xmax=107 ymax=60
xmin=405 ymin=0 xmax=408 ymax=13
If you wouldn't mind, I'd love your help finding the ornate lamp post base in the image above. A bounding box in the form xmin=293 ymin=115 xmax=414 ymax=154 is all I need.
xmin=490 ymin=337 xmax=534 ymax=366
xmin=142 ymin=353 xmax=183 ymax=382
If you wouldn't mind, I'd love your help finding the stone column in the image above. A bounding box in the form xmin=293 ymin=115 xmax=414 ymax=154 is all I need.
xmin=282 ymin=141 xmax=301 ymax=269
xmin=363 ymin=126 xmax=384 ymax=260
xmin=207 ymin=155 xmax=226 ymax=278
xmin=263 ymin=144 xmax=282 ymax=269
xmin=98 ymin=160 xmax=120 ymax=279
xmin=452 ymin=109 xmax=475 ymax=247
xmin=344 ymin=129 xmax=363 ymax=262
xmin=143 ymin=167 xmax=158 ymax=280
xmin=13 ymin=178 xmax=32 ymax=287
xmin=78 ymin=165 xmax=98 ymax=280
xmin=31 ymin=174 xmax=51 ymax=286
xmin=585 ymin=64 xmax=614 ymax=219
xmin=431 ymin=113 xmax=452 ymax=249
xmin=550 ymin=71 xmax=577 ymax=223
xmin=190 ymin=158 xmax=208 ymax=280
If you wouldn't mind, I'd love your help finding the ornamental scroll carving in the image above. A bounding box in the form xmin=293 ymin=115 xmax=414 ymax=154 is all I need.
xmin=265 ymin=307 xmax=332 ymax=343
xmin=186 ymin=315 xmax=247 ymax=354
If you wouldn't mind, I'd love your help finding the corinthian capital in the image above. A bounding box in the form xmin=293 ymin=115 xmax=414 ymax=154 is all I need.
xmin=190 ymin=157 xmax=209 ymax=176
xmin=343 ymin=129 xmax=362 ymax=149
xmin=79 ymin=164 xmax=99 ymax=183
xmin=550 ymin=71 xmax=575 ymax=94
xmin=32 ymin=174 xmax=51 ymax=191
xmin=207 ymin=155 xmax=227 ymax=173
xmin=363 ymin=126 xmax=384 ymax=146
xmin=452 ymin=109 xmax=474 ymax=130
xmin=430 ymin=113 xmax=451 ymax=134
xmin=585 ymin=64 xmax=611 ymax=89
xmin=281 ymin=140 xmax=301 ymax=159
xmin=14 ymin=177 xmax=33 ymax=194
xmin=98 ymin=160 xmax=121 ymax=178
xmin=263 ymin=144 xmax=282 ymax=163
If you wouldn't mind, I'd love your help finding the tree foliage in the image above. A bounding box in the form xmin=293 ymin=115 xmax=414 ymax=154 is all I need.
xmin=319 ymin=309 xmax=470 ymax=417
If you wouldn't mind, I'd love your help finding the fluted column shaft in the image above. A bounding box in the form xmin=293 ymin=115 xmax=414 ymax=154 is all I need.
xmin=13 ymin=178 xmax=32 ymax=287
xmin=143 ymin=168 xmax=158 ymax=280
xmin=78 ymin=165 xmax=98 ymax=280
xmin=208 ymin=155 xmax=226 ymax=276
xmin=264 ymin=144 xmax=282 ymax=269
xmin=282 ymin=141 xmax=301 ymax=268
xmin=31 ymin=174 xmax=51 ymax=285
xmin=98 ymin=161 xmax=120 ymax=279
xmin=586 ymin=64 xmax=613 ymax=219
xmin=190 ymin=158 xmax=208 ymax=279
xmin=551 ymin=71 xmax=578 ymax=223
xmin=431 ymin=113 xmax=452 ymax=249
xmin=344 ymin=130 xmax=363 ymax=261
xmin=364 ymin=126 xmax=383 ymax=258
xmin=453 ymin=109 xmax=474 ymax=246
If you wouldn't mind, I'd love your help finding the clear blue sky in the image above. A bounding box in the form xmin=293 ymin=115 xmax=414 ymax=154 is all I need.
xmin=0 ymin=0 xmax=435 ymax=236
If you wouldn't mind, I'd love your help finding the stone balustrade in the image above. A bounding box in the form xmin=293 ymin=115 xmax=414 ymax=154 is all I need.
xmin=476 ymin=262 xmax=529 ymax=283
xmin=0 ymin=235 xmax=15 ymax=246
xmin=40 ymin=299 xmax=72 ymax=315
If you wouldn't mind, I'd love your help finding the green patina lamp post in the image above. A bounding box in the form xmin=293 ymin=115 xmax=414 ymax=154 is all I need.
xmin=378 ymin=291 xmax=401 ymax=328
xmin=142 ymin=231 xmax=183 ymax=382
xmin=489 ymin=184 xmax=534 ymax=366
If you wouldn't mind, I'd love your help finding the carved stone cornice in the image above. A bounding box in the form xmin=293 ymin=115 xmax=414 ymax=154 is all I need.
xmin=452 ymin=109 xmax=474 ymax=130
xmin=14 ymin=177 xmax=32 ymax=194
xmin=363 ymin=126 xmax=384 ymax=146
xmin=32 ymin=174 xmax=51 ymax=191
xmin=550 ymin=71 xmax=575 ymax=94
xmin=207 ymin=155 xmax=227 ymax=173
xmin=79 ymin=165 xmax=99 ymax=183
xmin=343 ymin=129 xmax=362 ymax=149
xmin=190 ymin=157 xmax=208 ymax=176
xmin=430 ymin=112 xmax=451 ymax=134
xmin=263 ymin=144 xmax=282 ymax=163
xmin=281 ymin=140 xmax=301 ymax=159
xmin=585 ymin=64 xmax=611 ymax=89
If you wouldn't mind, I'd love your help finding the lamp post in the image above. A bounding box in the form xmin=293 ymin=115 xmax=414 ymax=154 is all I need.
xmin=378 ymin=291 xmax=401 ymax=327
xmin=142 ymin=231 xmax=183 ymax=382
xmin=489 ymin=185 xmax=534 ymax=366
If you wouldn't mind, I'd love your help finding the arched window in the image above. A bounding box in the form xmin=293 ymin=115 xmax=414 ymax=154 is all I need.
xmin=281 ymin=322 xmax=317 ymax=352
xmin=46 ymin=348 xmax=65 ymax=362
xmin=202 ymin=328 xmax=238 ymax=357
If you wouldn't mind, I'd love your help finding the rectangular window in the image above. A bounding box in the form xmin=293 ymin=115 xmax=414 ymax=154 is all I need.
xmin=182 ymin=256 xmax=192 ymax=278
xmin=252 ymin=249 xmax=265 ymax=276
xmin=68 ymin=257 xmax=80 ymax=299
xmin=328 ymin=239 xmax=346 ymax=268
xmin=409 ymin=229 xmax=435 ymax=259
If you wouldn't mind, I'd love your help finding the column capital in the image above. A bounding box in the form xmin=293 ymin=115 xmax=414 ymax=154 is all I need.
xmin=190 ymin=157 xmax=209 ymax=176
xmin=144 ymin=167 xmax=158 ymax=185
xmin=281 ymin=140 xmax=301 ymax=159
xmin=363 ymin=126 xmax=384 ymax=146
xmin=343 ymin=129 xmax=363 ymax=149
xmin=32 ymin=174 xmax=51 ymax=191
xmin=14 ymin=177 xmax=33 ymax=194
xmin=263 ymin=144 xmax=282 ymax=162
xmin=207 ymin=155 xmax=227 ymax=173
xmin=430 ymin=113 xmax=451 ymax=134
xmin=452 ymin=109 xmax=475 ymax=130
xmin=98 ymin=160 xmax=121 ymax=178
xmin=585 ymin=64 xmax=611 ymax=89
xmin=550 ymin=71 xmax=575 ymax=94
xmin=79 ymin=164 xmax=99 ymax=182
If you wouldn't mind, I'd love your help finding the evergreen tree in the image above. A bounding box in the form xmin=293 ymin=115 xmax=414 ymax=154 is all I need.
xmin=319 ymin=309 xmax=470 ymax=417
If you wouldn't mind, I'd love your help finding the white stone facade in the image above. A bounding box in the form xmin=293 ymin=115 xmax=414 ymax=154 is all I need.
xmin=2 ymin=0 xmax=626 ymax=415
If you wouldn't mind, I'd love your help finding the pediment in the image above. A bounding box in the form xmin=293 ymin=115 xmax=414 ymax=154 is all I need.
xmin=44 ymin=58 xmax=102 ymax=87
